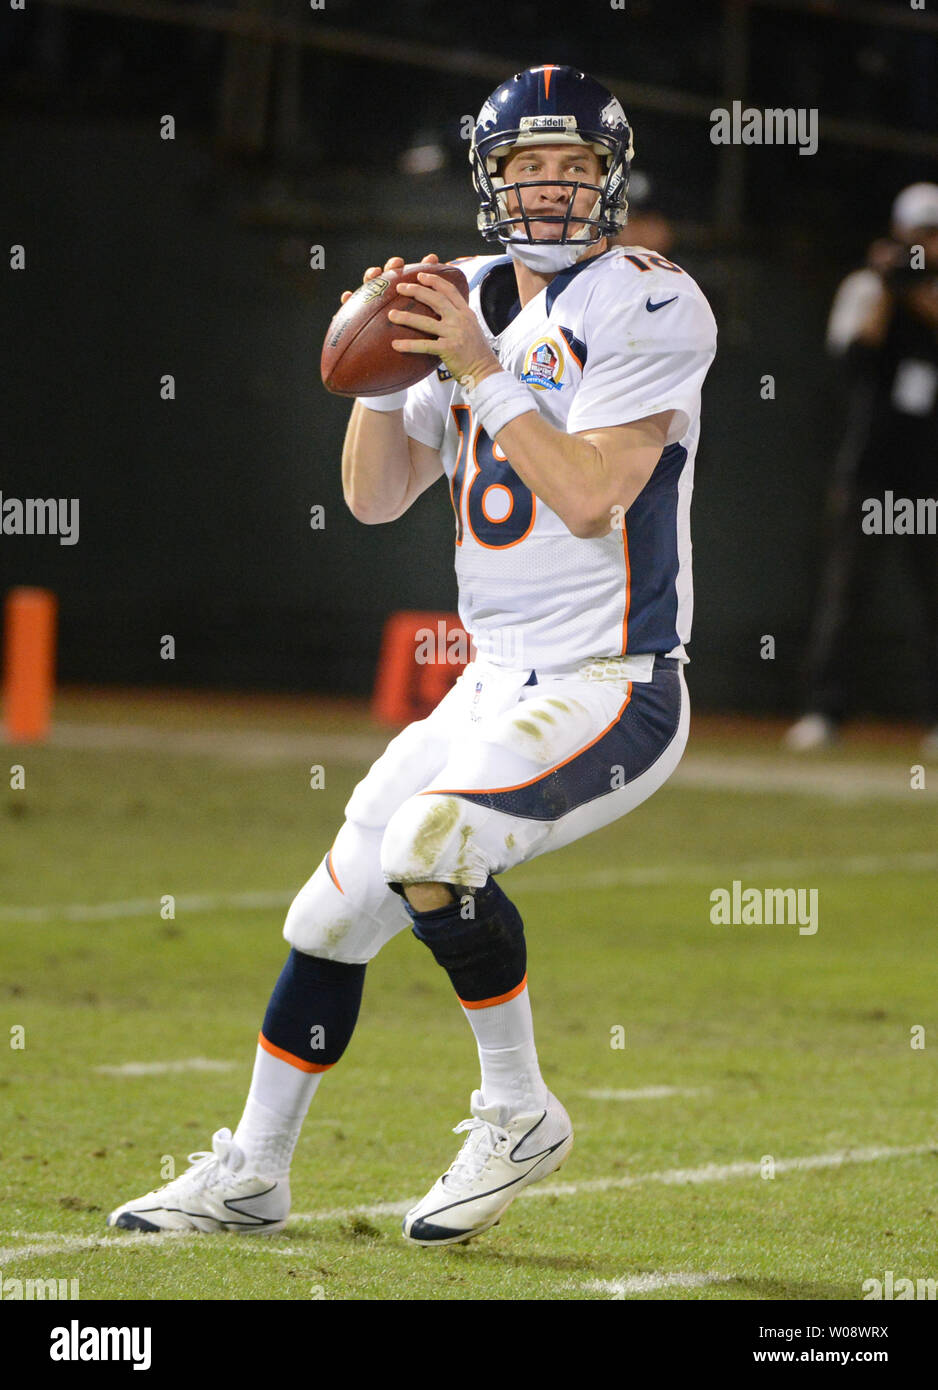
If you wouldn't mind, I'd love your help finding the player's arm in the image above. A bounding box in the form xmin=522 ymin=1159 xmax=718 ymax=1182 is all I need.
xmin=339 ymin=254 xmax=444 ymax=525
xmin=389 ymin=269 xmax=677 ymax=538
xmin=344 ymin=368 xmax=664 ymax=535
xmin=342 ymin=403 xmax=443 ymax=524
xmin=492 ymin=409 xmax=674 ymax=538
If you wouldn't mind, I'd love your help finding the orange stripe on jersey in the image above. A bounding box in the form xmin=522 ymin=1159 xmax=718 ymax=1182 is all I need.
xmin=621 ymin=520 xmax=632 ymax=653
xmin=459 ymin=974 xmax=528 ymax=1010
xmin=423 ymin=688 xmax=633 ymax=799
xmin=325 ymin=847 xmax=344 ymax=895
xmin=258 ymin=1031 xmax=334 ymax=1073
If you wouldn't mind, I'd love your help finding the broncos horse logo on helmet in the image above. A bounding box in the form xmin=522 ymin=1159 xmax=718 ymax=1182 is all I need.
xmin=469 ymin=65 xmax=634 ymax=247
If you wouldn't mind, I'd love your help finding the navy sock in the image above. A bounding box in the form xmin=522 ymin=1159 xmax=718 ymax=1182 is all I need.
xmin=260 ymin=949 xmax=366 ymax=1068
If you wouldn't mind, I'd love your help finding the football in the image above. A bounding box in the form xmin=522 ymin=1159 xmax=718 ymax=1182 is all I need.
xmin=320 ymin=262 xmax=470 ymax=397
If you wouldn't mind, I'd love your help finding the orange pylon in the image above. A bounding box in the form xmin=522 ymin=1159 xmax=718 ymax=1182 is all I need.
xmin=372 ymin=610 xmax=471 ymax=724
xmin=2 ymin=588 xmax=57 ymax=742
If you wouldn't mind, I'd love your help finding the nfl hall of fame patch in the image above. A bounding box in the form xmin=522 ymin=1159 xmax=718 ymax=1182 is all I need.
xmin=520 ymin=336 xmax=567 ymax=391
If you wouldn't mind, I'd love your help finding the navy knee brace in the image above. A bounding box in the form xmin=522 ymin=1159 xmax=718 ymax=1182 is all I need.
xmin=403 ymin=877 xmax=527 ymax=1005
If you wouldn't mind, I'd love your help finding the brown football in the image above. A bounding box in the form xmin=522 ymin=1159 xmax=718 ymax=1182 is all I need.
xmin=320 ymin=262 xmax=470 ymax=397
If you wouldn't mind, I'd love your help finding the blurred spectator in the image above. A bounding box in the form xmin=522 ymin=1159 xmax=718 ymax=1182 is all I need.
xmin=785 ymin=183 xmax=938 ymax=756
xmin=615 ymin=169 xmax=676 ymax=256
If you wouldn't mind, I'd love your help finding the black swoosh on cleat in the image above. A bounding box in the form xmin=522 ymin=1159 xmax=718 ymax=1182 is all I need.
xmin=406 ymin=1217 xmax=475 ymax=1243
xmin=646 ymin=296 xmax=678 ymax=312
xmin=112 ymin=1212 xmax=162 ymax=1232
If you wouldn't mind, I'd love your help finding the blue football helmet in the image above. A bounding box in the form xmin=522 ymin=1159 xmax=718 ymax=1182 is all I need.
xmin=469 ymin=65 xmax=634 ymax=246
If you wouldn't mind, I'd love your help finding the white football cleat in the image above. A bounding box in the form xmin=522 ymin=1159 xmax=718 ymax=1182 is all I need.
xmin=783 ymin=712 xmax=839 ymax=752
xmin=402 ymin=1090 xmax=573 ymax=1246
xmin=106 ymin=1128 xmax=289 ymax=1234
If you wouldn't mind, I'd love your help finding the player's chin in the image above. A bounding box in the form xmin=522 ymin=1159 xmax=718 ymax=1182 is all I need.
xmin=526 ymin=220 xmax=591 ymax=240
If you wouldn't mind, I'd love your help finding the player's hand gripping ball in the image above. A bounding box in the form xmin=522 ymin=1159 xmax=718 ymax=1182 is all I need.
xmin=321 ymin=256 xmax=470 ymax=397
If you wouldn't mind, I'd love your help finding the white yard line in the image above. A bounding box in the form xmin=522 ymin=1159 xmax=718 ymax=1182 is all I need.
xmin=0 ymin=1230 xmax=194 ymax=1261
xmin=93 ymin=1059 xmax=237 ymax=1077
xmin=42 ymin=721 xmax=937 ymax=802
xmin=0 ymin=1231 xmax=352 ymax=1262
xmin=580 ymin=1086 xmax=708 ymax=1101
xmin=673 ymin=755 xmax=931 ymax=803
xmin=581 ymin=1272 xmax=731 ymax=1296
xmin=0 ymin=1143 xmax=930 ymax=1263
xmin=0 ymin=890 xmax=294 ymax=924
xmin=520 ymin=850 xmax=938 ymax=894
xmin=291 ymin=1141 xmax=932 ymax=1220
xmin=48 ymin=722 xmax=387 ymax=765
xmin=5 ymin=851 xmax=937 ymax=924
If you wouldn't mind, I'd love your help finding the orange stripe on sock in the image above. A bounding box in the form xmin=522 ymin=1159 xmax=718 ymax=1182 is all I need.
xmin=258 ymin=1030 xmax=334 ymax=1073
xmin=459 ymin=974 xmax=528 ymax=1011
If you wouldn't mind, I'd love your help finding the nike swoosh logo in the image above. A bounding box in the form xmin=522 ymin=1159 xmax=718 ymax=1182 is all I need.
xmin=223 ymin=1185 xmax=280 ymax=1220
xmin=646 ymin=296 xmax=678 ymax=312
xmin=509 ymin=1109 xmax=571 ymax=1165
xmin=510 ymin=1133 xmax=571 ymax=1165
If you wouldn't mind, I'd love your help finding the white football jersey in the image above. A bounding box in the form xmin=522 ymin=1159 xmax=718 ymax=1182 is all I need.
xmin=402 ymin=245 xmax=717 ymax=672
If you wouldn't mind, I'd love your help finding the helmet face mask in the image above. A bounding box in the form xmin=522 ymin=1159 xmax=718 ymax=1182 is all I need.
xmin=470 ymin=67 xmax=633 ymax=248
xmin=491 ymin=170 xmax=607 ymax=247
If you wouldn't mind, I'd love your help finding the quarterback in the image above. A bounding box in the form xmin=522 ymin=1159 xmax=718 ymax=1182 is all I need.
xmin=108 ymin=65 xmax=717 ymax=1245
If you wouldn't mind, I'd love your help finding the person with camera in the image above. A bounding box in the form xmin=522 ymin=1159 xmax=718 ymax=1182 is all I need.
xmin=786 ymin=183 xmax=938 ymax=756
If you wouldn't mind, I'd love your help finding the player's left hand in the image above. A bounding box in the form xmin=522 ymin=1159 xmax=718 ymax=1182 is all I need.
xmin=388 ymin=272 xmax=502 ymax=389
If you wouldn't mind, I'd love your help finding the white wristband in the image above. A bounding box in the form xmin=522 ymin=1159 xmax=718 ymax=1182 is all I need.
xmin=356 ymin=390 xmax=408 ymax=412
xmin=463 ymin=371 xmax=536 ymax=439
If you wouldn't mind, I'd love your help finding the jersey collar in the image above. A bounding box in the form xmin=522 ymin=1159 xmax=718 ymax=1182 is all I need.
xmin=545 ymin=245 xmax=617 ymax=313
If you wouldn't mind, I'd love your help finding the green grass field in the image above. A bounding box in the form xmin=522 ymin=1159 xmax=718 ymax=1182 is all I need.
xmin=1 ymin=691 xmax=936 ymax=1301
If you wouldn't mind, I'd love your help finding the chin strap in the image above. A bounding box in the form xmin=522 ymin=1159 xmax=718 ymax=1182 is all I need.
xmin=506 ymin=239 xmax=599 ymax=274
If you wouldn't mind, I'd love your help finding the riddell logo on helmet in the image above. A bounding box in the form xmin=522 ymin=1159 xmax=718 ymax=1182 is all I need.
xmin=522 ymin=115 xmax=574 ymax=131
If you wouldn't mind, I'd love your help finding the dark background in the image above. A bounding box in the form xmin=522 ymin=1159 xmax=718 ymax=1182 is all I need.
xmin=3 ymin=0 xmax=937 ymax=714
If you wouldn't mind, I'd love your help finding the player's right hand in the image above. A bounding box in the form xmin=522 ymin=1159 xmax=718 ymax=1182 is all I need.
xmin=340 ymin=254 xmax=440 ymax=305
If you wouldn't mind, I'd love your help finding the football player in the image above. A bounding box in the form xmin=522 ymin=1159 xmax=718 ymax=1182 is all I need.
xmin=108 ymin=65 xmax=717 ymax=1245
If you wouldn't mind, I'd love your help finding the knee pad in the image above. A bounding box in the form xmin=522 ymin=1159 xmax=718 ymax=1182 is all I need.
xmin=283 ymin=819 xmax=411 ymax=963
xmin=403 ymin=877 xmax=527 ymax=1005
xmin=380 ymin=792 xmax=491 ymax=891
